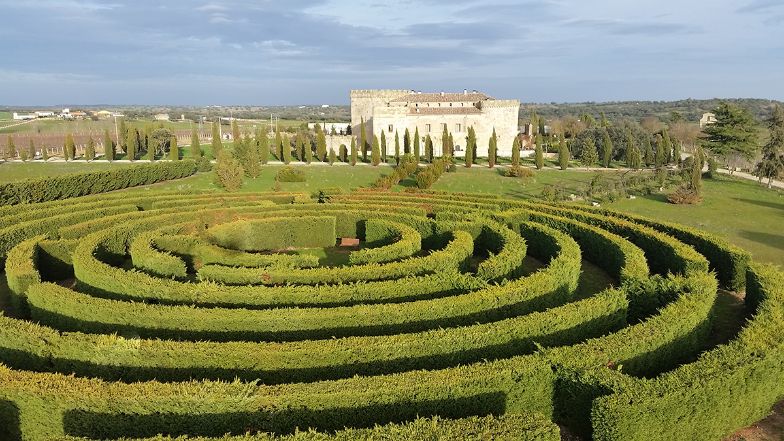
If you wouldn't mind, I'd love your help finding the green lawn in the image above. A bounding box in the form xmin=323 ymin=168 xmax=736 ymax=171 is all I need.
xmin=0 ymin=161 xmax=135 ymax=183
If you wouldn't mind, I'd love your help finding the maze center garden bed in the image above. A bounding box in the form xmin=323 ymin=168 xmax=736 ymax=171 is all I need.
xmin=0 ymin=189 xmax=781 ymax=441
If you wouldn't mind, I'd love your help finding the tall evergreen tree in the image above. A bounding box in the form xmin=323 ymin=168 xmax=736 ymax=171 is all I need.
xmin=316 ymin=125 xmax=327 ymax=161
xmin=127 ymin=129 xmax=138 ymax=161
xmin=394 ymin=130 xmax=401 ymax=165
xmin=231 ymin=120 xmax=241 ymax=145
xmin=601 ymin=128 xmax=613 ymax=168
xmin=691 ymin=146 xmax=704 ymax=193
xmin=403 ymin=128 xmax=411 ymax=155
xmin=600 ymin=112 xmax=609 ymax=128
xmin=245 ymin=136 xmax=261 ymax=178
xmin=755 ymin=104 xmax=784 ymax=188
xmin=328 ymin=147 xmax=336 ymax=165
xmin=558 ymin=135 xmax=569 ymax=170
xmin=448 ymin=133 xmax=454 ymax=157
xmin=359 ymin=118 xmax=367 ymax=162
xmin=7 ymin=136 xmax=17 ymax=159
xmin=413 ymin=127 xmax=421 ymax=161
xmin=371 ymin=135 xmax=381 ymax=166
xmin=119 ymin=119 xmax=127 ymax=151
xmin=511 ymin=137 xmax=521 ymax=166
xmin=339 ymin=144 xmax=347 ymax=163
xmin=147 ymin=138 xmax=155 ymax=161
xmin=86 ymin=136 xmax=96 ymax=161
xmin=643 ymin=135 xmax=654 ymax=167
xmin=488 ymin=128 xmax=497 ymax=168
xmin=256 ymin=128 xmax=269 ymax=165
xmin=625 ymin=129 xmax=641 ymax=169
xmin=662 ymin=128 xmax=674 ymax=164
xmin=28 ymin=139 xmax=36 ymax=161
xmin=211 ymin=121 xmax=223 ymax=159
xmin=654 ymin=134 xmax=665 ymax=168
xmin=274 ymin=130 xmax=283 ymax=161
xmin=581 ymin=137 xmax=598 ymax=167
xmin=41 ymin=142 xmax=49 ymax=161
xmin=191 ymin=128 xmax=202 ymax=158
xmin=64 ymin=133 xmax=75 ymax=161
xmin=104 ymin=129 xmax=115 ymax=161
xmin=425 ymin=135 xmax=433 ymax=163
xmin=282 ymin=135 xmax=291 ymax=164
xmin=534 ymin=135 xmax=544 ymax=169
xmin=702 ymin=102 xmax=759 ymax=175
xmin=304 ymin=134 xmax=313 ymax=164
xmin=442 ymin=125 xmax=450 ymax=157
xmin=530 ymin=110 xmax=539 ymax=135
xmin=169 ymin=136 xmax=179 ymax=161
xmin=464 ymin=127 xmax=476 ymax=168
xmin=350 ymin=137 xmax=357 ymax=166
xmin=380 ymin=131 xmax=387 ymax=163
xmin=672 ymin=139 xmax=681 ymax=166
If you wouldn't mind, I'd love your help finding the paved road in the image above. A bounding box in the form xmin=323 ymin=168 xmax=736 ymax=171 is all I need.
xmin=717 ymin=168 xmax=784 ymax=190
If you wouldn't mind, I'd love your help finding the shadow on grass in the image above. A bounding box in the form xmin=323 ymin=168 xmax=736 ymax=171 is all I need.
xmin=738 ymin=231 xmax=784 ymax=251
xmin=733 ymin=198 xmax=784 ymax=212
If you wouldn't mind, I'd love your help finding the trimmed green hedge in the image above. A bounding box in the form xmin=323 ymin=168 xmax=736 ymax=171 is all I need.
xmin=348 ymin=219 xmax=421 ymax=265
xmin=53 ymin=414 xmax=560 ymax=441
xmin=0 ymin=160 xmax=198 ymax=206
xmin=197 ymin=230 xmax=474 ymax=286
xmin=591 ymin=264 xmax=784 ymax=441
xmin=4 ymin=235 xmax=44 ymax=313
xmin=207 ymin=217 xmax=337 ymax=252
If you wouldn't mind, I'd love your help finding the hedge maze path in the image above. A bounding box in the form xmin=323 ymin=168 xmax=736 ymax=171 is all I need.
xmin=0 ymin=189 xmax=782 ymax=440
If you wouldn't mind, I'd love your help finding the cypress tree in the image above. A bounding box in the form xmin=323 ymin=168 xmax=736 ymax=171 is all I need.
xmin=643 ymin=135 xmax=654 ymax=167
xmin=7 ymin=136 xmax=17 ymax=159
xmin=691 ymin=146 xmax=704 ymax=193
xmin=304 ymin=135 xmax=313 ymax=164
xmin=581 ymin=137 xmax=598 ymax=167
xmin=359 ymin=118 xmax=367 ymax=162
xmin=211 ymin=121 xmax=223 ymax=159
xmin=245 ymin=136 xmax=261 ymax=178
xmin=231 ymin=120 xmax=241 ymax=145
xmin=511 ymin=137 xmax=521 ymax=166
xmin=413 ymin=127 xmax=420 ymax=161
xmin=255 ymin=129 xmax=268 ymax=165
xmin=350 ymin=137 xmax=357 ymax=166
xmin=127 ymin=129 xmax=138 ymax=161
xmin=394 ymin=130 xmax=401 ymax=165
xmin=191 ymin=128 xmax=202 ymax=158
xmin=371 ymin=135 xmax=381 ymax=166
xmin=601 ymin=128 xmax=613 ymax=168
xmin=534 ymin=139 xmax=544 ymax=169
xmin=558 ymin=135 xmax=569 ymax=170
xmin=662 ymin=128 xmax=674 ymax=164
xmin=380 ymin=131 xmax=387 ymax=163
xmin=28 ymin=139 xmax=36 ymax=161
xmin=441 ymin=125 xmax=449 ymax=157
xmin=464 ymin=127 xmax=476 ymax=168
xmin=755 ymin=104 xmax=784 ymax=188
xmin=625 ymin=129 xmax=641 ymax=169
xmin=425 ymin=135 xmax=433 ymax=163
xmin=328 ymin=147 xmax=336 ymax=165
xmin=104 ymin=129 xmax=114 ymax=162
xmin=64 ymin=133 xmax=75 ymax=161
xmin=169 ymin=136 xmax=179 ymax=161
xmin=654 ymin=134 xmax=665 ymax=168
xmin=404 ymin=128 xmax=411 ymax=154
xmin=488 ymin=128 xmax=497 ymax=168
xmin=282 ymin=135 xmax=291 ymax=164
xmin=339 ymin=144 xmax=347 ymax=162
xmin=86 ymin=136 xmax=96 ymax=161
xmin=274 ymin=130 xmax=283 ymax=161
xmin=41 ymin=143 xmax=49 ymax=161
xmin=448 ymin=133 xmax=454 ymax=157
xmin=147 ymin=138 xmax=155 ymax=161
xmin=316 ymin=125 xmax=327 ymax=161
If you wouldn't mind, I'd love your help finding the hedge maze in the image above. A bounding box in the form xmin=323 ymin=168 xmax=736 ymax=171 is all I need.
xmin=0 ymin=188 xmax=782 ymax=440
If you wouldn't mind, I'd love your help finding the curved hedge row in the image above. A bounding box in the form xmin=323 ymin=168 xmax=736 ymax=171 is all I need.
xmin=0 ymin=189 xmax=778 ymax=441
xmin=348 ymin=219 xmax=422 ymax=265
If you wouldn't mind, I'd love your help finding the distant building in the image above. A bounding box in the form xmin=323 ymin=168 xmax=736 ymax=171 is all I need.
xmin=154 ymin=113 xmax=171 ymax=121
xmin=700 ymin=112 xmax=717 ymax=128
xmin=93 ymin=110 xmax=113 ymax=119
xmin=70 ymin=111 xmax=87 ymax=120
xmin=12 ymin=112 xmax=36 ymax=121
xmin=351 ymin=89 xmax=520 ymax=157
xmin=34 ymin=111 xmax=55 ymax=118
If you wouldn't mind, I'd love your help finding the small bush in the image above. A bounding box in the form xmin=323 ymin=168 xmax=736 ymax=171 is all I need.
xmin=275 ymin=166 xmax=307 ymax=183
xmin=196 ymin=156 xmax=212 ymax=172
xmin=504 ymin=165 xmax=535 ymax=178
xmin=667 ymin=186 xmax=702 ymax=205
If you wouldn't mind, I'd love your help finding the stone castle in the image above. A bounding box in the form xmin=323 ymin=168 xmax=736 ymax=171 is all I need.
xmin=350 ymin=90 xmax=520 ymax=157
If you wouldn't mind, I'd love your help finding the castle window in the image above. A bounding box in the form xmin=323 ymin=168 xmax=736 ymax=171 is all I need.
xmin=425 ymin=124 xmax=431 ymax=133
xmin=441 ymin=123 xmax=447 ymax=132
xmin=455 ymin=123 xmax=462 ymax=133
xmin=388 ymin=124 xmax=393 ymax=133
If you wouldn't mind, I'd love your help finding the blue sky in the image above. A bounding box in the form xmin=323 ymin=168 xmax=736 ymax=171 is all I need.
xmin=0 ymin=0 xmax=782 ymax=105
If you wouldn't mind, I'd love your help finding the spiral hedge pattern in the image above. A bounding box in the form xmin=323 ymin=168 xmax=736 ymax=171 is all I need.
xmin=1 ymin=188 xmax=782 ymax=441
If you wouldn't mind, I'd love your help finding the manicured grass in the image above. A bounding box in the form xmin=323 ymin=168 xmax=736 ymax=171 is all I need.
xmin=0 ymin=161 xmax=135 ymax=183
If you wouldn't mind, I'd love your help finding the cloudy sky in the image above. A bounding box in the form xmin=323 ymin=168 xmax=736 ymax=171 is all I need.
xmin=0 ymin=0 xmax=782 ymax=105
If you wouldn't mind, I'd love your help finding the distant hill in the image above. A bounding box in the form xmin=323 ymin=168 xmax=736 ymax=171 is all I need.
xmin=521 ymin=98 xmax=782 ymax=123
